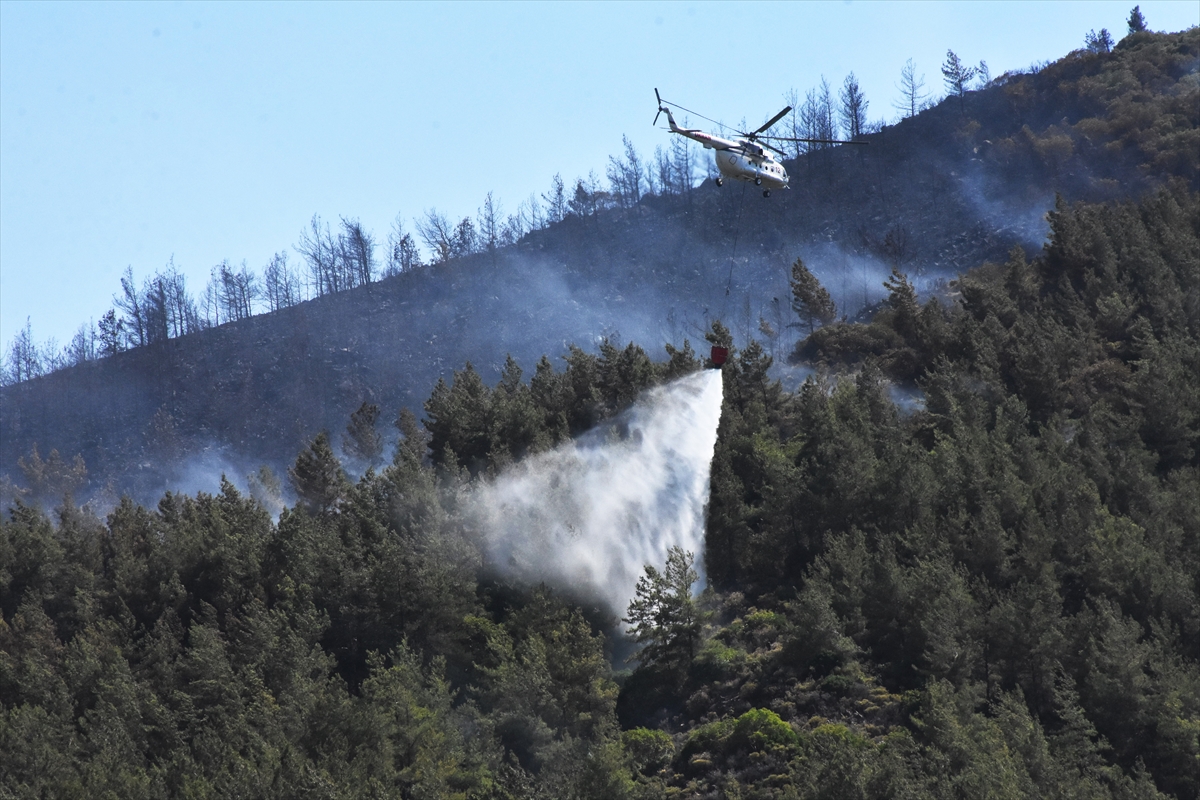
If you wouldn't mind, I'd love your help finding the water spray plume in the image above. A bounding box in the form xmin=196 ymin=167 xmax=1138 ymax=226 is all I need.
xmin=470 ymin=369 xmax=724 ymax=615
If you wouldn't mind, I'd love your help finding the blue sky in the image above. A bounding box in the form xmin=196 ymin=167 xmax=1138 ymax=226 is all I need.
xmin=2 ymin=0 xmax=1197 ymax=349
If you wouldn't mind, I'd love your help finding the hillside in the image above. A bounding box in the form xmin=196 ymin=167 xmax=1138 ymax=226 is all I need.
xmin=1 ymin=26 xmax=1199 ymax=800
xmin=3 ymin=28 xmax=1195 ymax=503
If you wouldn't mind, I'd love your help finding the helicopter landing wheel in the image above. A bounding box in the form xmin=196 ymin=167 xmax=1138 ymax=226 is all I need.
xmin=754 ymin=177 xmax=762 ymax=186
xmin=763 ymin=189 xmax=771 ymax=197
xmin=715 ymin=177 xmax=724 ymax=187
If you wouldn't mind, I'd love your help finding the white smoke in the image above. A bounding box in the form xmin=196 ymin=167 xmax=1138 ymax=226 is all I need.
xmin=469 ymin=369 xmax=724 ymax=615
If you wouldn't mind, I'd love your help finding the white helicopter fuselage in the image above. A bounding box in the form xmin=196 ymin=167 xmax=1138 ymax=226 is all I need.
xmin=663 ymin=111 xmax=790 ymax=190
xmin=714 ymin=148 xmax=789 ymax=189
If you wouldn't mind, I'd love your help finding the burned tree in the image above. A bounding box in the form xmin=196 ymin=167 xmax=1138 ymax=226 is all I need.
xmin=839 ymin=72 xmax=868 ymax=139
xmin=894 ymin=58 xmax=929 ymax=119
xmin=344 ymin=401 xmax=383 ymax=469
xmin=338 ymin=217 xmax=377 ymax=287
xmin=416 ymin=209 xmax=455 ymax=265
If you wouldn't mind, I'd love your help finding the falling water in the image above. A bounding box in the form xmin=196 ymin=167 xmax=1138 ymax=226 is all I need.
xmin=470 ymin=369 xmax=724 ymax=615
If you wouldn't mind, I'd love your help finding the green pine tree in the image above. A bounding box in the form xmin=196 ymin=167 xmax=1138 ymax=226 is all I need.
xmin=624 ymin=547 xmax=701 ymax=672
xmin=288 ymin=431 xmax=347 ymax=513
xmin=790 ymin=257 xmax=836 ymax=334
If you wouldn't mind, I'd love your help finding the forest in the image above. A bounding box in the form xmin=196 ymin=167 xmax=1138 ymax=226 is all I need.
xmin=3 ymin=185 xmax=1198 ymax=799
xmin=3 ymin=16 xmax=1199 ymax=800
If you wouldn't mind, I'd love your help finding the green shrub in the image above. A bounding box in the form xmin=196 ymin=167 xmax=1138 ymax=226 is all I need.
xmin=621 ymin=727 xmax=674 ymax=775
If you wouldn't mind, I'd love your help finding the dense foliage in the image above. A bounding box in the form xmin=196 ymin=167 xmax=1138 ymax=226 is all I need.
xmin=0 ymin=344 xmax=696 ymax=799
xmin=688 ymin=185 xmax=1199 ymax=797
xmin=3 ymin=185 xmax=1197 ymax=797
xmin=968 ymin=26 xmax=1200 ymax=200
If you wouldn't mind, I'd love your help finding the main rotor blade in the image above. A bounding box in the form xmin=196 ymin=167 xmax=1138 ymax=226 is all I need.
xmin=757 ymin=135 xmax=869 ymax=145
xmin=760 ymin=141 xmax=788 ymax=158
xmin=752 ymin=106 xmax=792 ymax=136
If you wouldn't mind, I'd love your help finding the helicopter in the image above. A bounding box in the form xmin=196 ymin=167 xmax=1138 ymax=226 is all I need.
xmin=654 ymin=89 xmax=864 ymax=197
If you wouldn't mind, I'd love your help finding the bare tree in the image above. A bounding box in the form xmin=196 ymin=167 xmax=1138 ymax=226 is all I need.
xmin=41 ymin=337 xmax=65 ymax=374
xmin=651 ymin=145 xmax=670 ymax=196
xmin=3 ymin=318 xmax=43 ymax=384
xmin=235 ymin=262 xmax=260 ymax=317
xmin=209 ymin=263 xmax=233 ymax=323
xmin=518 ymin=193 xmax=545 ymax=233
xmin=242 ymin=264 xmax=260 ymax=317
xmin=199 ymin=279 xmax=222 ymax=327
xmin=623 ymin=136 xmax=644 ymax=204
xmin=839 ymin=72 xmax=869 ymax=139
xmin=416 ymin=209 xmax=455 ymax=265
xmin=543 ymin=173 xmax=568 ymax=223
xmin=894 ymin=58 xmax=930 ymax=119
xmin=155 ymin=258 xmax=199 ymax=338
xmin=501 ymin=208 xmax=525 ymax=245
xmin=296 ymin=215 xmax=340 ymax=296
xmin=669 ymin=135 xmax=696 ymax=194
xmin=264 ymin=251 xmax=302 ymax=310
xmin=607 ymin=136 xmax=644 ymax=208
xmin=142 ymin=275 xmax=170 ymax=344
xmin=783 ymin=88 xmax=804 ymax=158
xmin=976 ymin=60 xmax=992 ymax=88
xmin=800 ymin=77 xmax=837 ymax=152
xmin=385 ymin=214 xmax=422 ymax=275
xmin=338 ymin=217 xmax=376 ymax=287
xmin=64 ymin=322 xmax=97 ymax=367
xmin=477 ymin=191 xmax=502 ymax=255
xmin=206 ymin=260 xmax=258 ymax=323
xmin=114 ymin=266 xmax=146 ymax=348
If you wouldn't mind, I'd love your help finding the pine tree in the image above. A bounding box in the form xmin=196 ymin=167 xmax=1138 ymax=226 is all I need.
xmin=790 ymin=257 xmax=837 ymax=334
xmin=624 ymin=546 xmax=700 ymax=672
xmin=289 ymin=431 xmax=348 ymax=513
xmin=17 ymin=444 xmax=88 ymax=503
xmin=96 ymin=309 xmax=124 ymax=357
xmin=942 ymin=50 xmax=978 ymax=112
xmin=1085 ymin=29 xmax=1114 ymax=53
xmin=1127 ymin=5 xmax=1146 ymax=34
xmin=344 ymin=401 xmax=383 ymax=469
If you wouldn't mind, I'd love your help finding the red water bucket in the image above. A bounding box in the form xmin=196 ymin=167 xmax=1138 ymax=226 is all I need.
xmin=710 ymin=346 xmax=729 ymax=367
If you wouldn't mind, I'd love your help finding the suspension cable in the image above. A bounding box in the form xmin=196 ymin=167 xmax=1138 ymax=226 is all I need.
xmin=720 ymin=179 xmax=750 ymax=319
